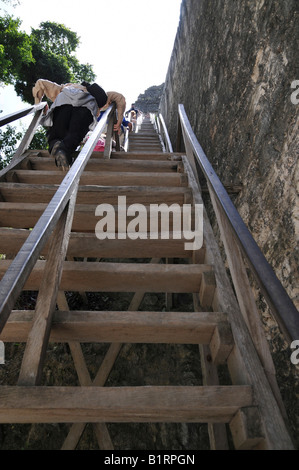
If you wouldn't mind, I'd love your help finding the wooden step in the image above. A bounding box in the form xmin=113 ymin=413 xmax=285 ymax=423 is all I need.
xmin=20 ymin=157 xmax=184 ymax=173
xmin=0 ymin=259 xmax=212 ymax=292
xmin=0 ymin=183 xmax=192 ymax=205
xmin=1 ymin=310 xmax=228 ymax=343
xmin=111 ymin=152 xmax=183 ymax=161
xmin=5 ymin=170 xmax=187 ymax=187
xmin=0 ymin=202 xmax=198 ymax=232
xmin=0 ymin=385 xmax=253 ymax=424
xmin=0 ymin=228 xmax=198 ymax=258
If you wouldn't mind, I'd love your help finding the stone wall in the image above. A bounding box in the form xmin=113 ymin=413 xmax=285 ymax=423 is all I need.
xmin=135 ymin=84 xmax=165 ymax=113
xmin=160 ymin=0 xmax=299 ymax=312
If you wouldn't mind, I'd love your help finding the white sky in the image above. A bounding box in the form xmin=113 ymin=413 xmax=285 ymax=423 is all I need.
xmin=0 ymin=0 xmax=182 ymax=120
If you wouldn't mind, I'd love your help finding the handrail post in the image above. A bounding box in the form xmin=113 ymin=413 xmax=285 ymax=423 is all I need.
xmin=158 ymin=113 xmax=173 ymax=153
xmin=113 ymin=108 xmax=120 ymax=152
xmin=12 ymin=103 xmax=47 ymax=161
xmin=104 ymin=103 xmax=118 ymax=158
xmin=176 ymin=113 xmax=184 ymax=153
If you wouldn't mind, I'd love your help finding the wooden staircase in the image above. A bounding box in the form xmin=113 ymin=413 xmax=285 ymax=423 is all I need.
xmin=0 ymin=115 xmax=295 ymax=450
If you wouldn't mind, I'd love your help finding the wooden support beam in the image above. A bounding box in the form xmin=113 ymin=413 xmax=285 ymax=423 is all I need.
xmin=0 ymin=202 xmax=198 ymax=232
xmin=61 ymin=258 xmax=161 ymax=450
xmin=0 ymin=228 xmax=196 ymax=259
xmin=1 ymin=310 xmax=228 ymax=344
xmin=199 ymin=271 xmax=216 ymax=309
xmin=182 ymin=156 xmax=294 ymax=449
xmin=0 ymin=385 xmax=253 ymax=423
xmin=229 ymin=407 xmax=266 ymax=450
xmin=17 ymin=191 xmax=77 ymax=386
xmin=209 ymin=321 xmax=234 ymax=365
xmin=0 ymin=260 xmax=212 ymax=293
xmin=193 ymin=293 xmax=229 ymax=450
xmin=209 ymin=189 xmax=288 ymax=422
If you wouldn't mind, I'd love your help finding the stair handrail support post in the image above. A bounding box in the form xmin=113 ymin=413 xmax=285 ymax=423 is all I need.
xmin=0 ymin=103 xmax=47 ymax=180
xmin=12 ymin=103 xmax=47 ymax=161
xmin=103 ymin=103 xmax=119 ymax=158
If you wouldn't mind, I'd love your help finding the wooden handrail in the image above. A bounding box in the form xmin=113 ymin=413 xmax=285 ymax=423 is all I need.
xmin=0 ymin=104 xmax=115 ymax=333
xmin=177 ymin=104 xmax=299 ymax=344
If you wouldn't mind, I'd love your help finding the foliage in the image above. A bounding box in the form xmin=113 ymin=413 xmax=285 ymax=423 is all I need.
xmin=0 ymin=124 xmax=22 ymax=168
xmin=0 ymin=125 xmax=48 ymax=169
xmin=0 ymin=14 xmax=34 ymax=85
xmin=0 ymin=10 xmax=96 ymax=102
xmin=31 ymin=21 xmax=80 ymax=56
xmin=28 ymin=126 xmax=48 ymax=150
xmin=14 ymin=21 xmax=96 ymax=103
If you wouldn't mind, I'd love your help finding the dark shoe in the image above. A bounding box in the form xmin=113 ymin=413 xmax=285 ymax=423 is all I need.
xmin=50 ymin=140 xmax=62 ymax=157
xmin=55 ymin=149 xmax=70 ymax=171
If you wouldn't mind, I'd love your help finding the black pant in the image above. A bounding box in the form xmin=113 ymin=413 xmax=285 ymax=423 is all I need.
xmin=47 ymin=105 xmax=93 ymax=156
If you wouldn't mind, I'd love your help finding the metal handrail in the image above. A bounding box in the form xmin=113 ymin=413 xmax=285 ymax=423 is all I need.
xmin=177 ymin=104 xmax=299 ymax=344
xmin=0 ymin=103 xmax=46 ymax=128
xmin=150 ymin=113 xmax=173 ymax=153
xmin=0 ymin=104 xmax=115 ymax=332
xmin=157 ymin=113 xmax=173 ymax=153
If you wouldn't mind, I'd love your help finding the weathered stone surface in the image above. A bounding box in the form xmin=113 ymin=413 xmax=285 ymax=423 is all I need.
xmin=135 ymin=84 xmax=165 ymax=113
xmin=160 ymin=0 xmax=299 ymax=448
xmin=160 ymin=0 xmax=299 ymax=311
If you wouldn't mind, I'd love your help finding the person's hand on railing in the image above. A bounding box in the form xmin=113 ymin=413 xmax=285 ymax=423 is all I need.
xmin=114 ymin=122 xmax=121 ymax=134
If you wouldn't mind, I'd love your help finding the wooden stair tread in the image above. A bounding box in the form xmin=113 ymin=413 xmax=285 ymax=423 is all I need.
xmin=0 ymin=385 xmax=253 ymax=423
xmin=5 ymin=169 xmax=187 ymax=187
xmin=20 ymin=156 xmax=183 ymax=173
xmin=0 ymin=182 xmax=191 ymax=204
xmin=0 ymin=227 xmax=198 ymax=258
xmin=2 ymin=309 xmax=228 ymax=343
xmin=0 ymin=259 xmax=212 ymax=292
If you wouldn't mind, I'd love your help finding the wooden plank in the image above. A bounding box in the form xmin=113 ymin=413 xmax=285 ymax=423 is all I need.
xmin=21 ymin=157 xmax=183 ymax=173
xmin=0 ymin=202 xmax=197 ymax=232
xmin=110 ymin=152 xmax=183 ymax=161
xmin=0 ymin=385 xmax=253 ymax=423
xmin=0 ymin=228 xmax=195 ymax=259
xmin=193 ymin=295 xmax=229 ymax=450
xmin=209 ymin=321 xmax=234 ymax=365
xmin=229 ymin=407 xmax=266 ymax=450
xmin=17 ymin=192 xmax=77 ymax=386
xmin=182 ymin=156 xmax=294 ymax=449
xmin=67 ymin=341 xmax=114 ymax=450
xmin=62 ymin=262 xmax=159 ymax=450
xmin=1 ymin=310 xmax=228 ymax=343
xmin=199 ymin=271 xmax=216 ymax=309
xmin=0 ymin=182 xmax=191 ymax=205
xmin=8 ymin=170 xmax=187 ymax=187
xmin=210 ymin=189 xmax=288 ymax=421
xmin=0 ymin=260 xmax=212 ymax=293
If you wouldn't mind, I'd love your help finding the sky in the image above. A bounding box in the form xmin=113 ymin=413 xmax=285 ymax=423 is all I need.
xmin=0 ymin=0 xmax=182 ymax=124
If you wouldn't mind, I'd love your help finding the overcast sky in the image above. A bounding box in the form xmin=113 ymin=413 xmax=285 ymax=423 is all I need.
xmin=0 ymin=0 xmax=182 ymax=121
